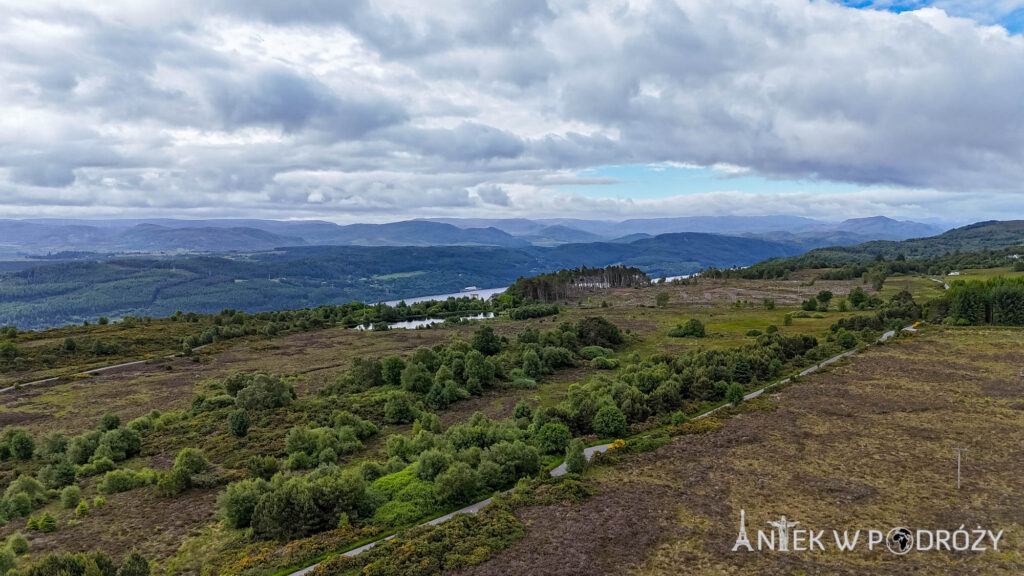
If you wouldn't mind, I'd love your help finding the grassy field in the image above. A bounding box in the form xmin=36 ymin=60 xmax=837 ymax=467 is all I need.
xmin=456 ymin=327 xmax=1024 ymax=575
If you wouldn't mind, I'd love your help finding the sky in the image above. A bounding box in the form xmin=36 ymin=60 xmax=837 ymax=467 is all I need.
xmin=2 ymin=0 xmax=1024 ymax=225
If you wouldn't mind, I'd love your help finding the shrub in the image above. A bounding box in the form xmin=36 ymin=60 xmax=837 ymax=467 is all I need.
xmin=118 ymin=549 xmax=151 ymax=576
xmin=100 ymin=413 xmax=121 ymax=431
xmin=7 ymin=532 xmax=29 ymax=554
xmin=4 ymin=429 xmax=34 ymax=460
xmin=400 ymin=363 xmax=433 ymax=394
xmin=218 ymin=478 xmax=274 ymax=529
xmin=565 ymin=439 xmax=587 ymax=475
xmin=836 ymin=330 xmax=858 ymax=349
xmin=591 ymin=357 xmax=618 ymax=370
xmin=174 ymin=448 xmax=208 ymax=476
xmin=745 ymin=329 xmax=762 ymax=337
xmin=384 ymin=392 xmax=417 ymax=424
xmin=234 ymin=374 xmax=295 ymax=410
xmin=669 ymin=318 xmax=705 ymax=338
xmin=247 ymin=455 xmax=279 ymax=480
xmin=381 ymin=356 xmax=406 ymax=387
xmin=156 ymin=468 xmax=191 ymax=497
xmin=5 ymin=475 xmax=46 ymax=504
xmin=669 ymin=411 xmax=689 ymax=426
xmin=592 ymin=405 xmax=627 ymax=438
xmin=576 ymin=317 xmax=623 ymax=348
xmin=655 ymin=292 xmax=670 ymax=307
xmin=75 ymin=500 xmax=90 ymax=517
xmin=60 ymin=485 xmax=82 ymax=509
xmin=725 ymin=382 xmax=746 ymax=406
xmin=434 ymin=461 xmax=479 ymax=506
xmin=39 ymin=458 xmax=77 ymax=490
xmin=98 ymin=469 xmax=152 ymax=494
xmin=38 ymin=511 xmax=57 ymax=533
xmin=98 ymin=428 xmax=142 ymax=462
xmin=521 ymin=350 xmax=542 ymax=379
xmin=512 ymin=401 xmax=533 ymax=421
xmin=227 ymin=409 xmax=250 ymax=437
xmin=7 ymin=493 xmax=32 ymax=518
xmin=0 ymin=549 xmax=14 ymax=575
xmin=93 ymin=496 xmax=106 ymax=508
xmin=416 ymin=449 xmax=450 ymax=481
xmin=534 ymin=422 xmax=571 ymax=455
xmin=579 ymin=346 xmax=612 ymax=360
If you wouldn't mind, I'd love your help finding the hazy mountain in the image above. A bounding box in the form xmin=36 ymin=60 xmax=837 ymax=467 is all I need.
xmin=119 ymin=224 xmax=306 ymax=252
xmin=831 ymin=216 xmax=942 ymax=240
xmin=0 ymin=230 xmax=802 ymax=329
xmin=0 ymin=215 xmax=949 ymax=256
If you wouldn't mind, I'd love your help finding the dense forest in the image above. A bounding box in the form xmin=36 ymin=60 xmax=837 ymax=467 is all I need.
xmin=505 ymin=266 xmax=651 ymax=302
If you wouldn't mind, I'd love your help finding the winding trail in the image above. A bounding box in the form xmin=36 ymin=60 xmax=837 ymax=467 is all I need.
xmin=285 ymin=324 xmax=917 ymax=575
xmin=0 ymin=345 xmax=211 ymax=395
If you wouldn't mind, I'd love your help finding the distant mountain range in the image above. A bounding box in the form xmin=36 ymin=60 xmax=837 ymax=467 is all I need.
xmin=0 ymin=231 xmax=801 ymax=329
xmin=0 ymin=219 xmax=1018 ymax=330
xmin=0 ymin=215 xmax=947 ymax=256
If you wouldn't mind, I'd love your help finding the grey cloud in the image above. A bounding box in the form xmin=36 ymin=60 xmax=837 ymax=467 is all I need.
xmin=475 ymin=185 xmax=510 ymax=206
xmin=2 ymin=0 xmax=1024 ymax=222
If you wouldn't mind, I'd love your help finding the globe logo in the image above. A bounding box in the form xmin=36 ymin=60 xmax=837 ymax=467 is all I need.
xmin=886 ymin=527 xmax=914 ymax=555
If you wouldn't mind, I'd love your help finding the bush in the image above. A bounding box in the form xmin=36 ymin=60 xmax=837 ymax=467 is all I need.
xmin=100 ymin=413 xmax=121 ymax=431
xmin=98 ymin=428 xmax=142 ymax=462
xmin=98 ymin=469 xmax=152 ymax=495
xmin=118 ymin=549 xmax=151 ymax=576
xmin=836 ymin=330 xmax=858 ymax=349
xmin=39 ymin=458 xmax=77 ymax=490
xmin=592 ymin=405 xmax=627 ymax=438
xmin=4 ymin=429 xmax=34 ymax=460
xmin=234 ymin=374 xmax=295 ymax=410
xmin=218 ymin=478 xmax=274 ymax=528
xmin=5 ymin=475 xmax=46 ymax=504
xmin=7 ymin=532 xmax=29 ymax=554
xmin=75 ymin=500 xmax=90 ymax=516
xmin=247 ymin=455 xmax=279 ymax=480
xmin=512 ymin=401 xmax=533 ymax=421
xmin=669 ymin=318 xmax=705 ymax=338
xmin=576 ymin=317 xmax=623 ymax=348
xmin=591 ymin=357 xmax=618 ymax=370
xmin=0 ymin=549 xmax=14 ymax=575
xmin=60 ymin=485 xmax=82 ymax=509
xmin=521 ymin=350 xmax=542 ymax=379
xmin=669 ymin=411 xmax=689 ymax=426
xmin=227 ymin=409 xmax=250 ymax=437
xmin=38 ymin=511 xmax=57 ymax=533
xmin=383 ymin=392 xmax=417 ymax=424
xmin=434 ymin=461 xmax=479 ymax=506
xmin=534 ymin=422 xmax=571 ymax=454
xmin=7 ymin=493 xmax=32 ymax=518
xmin=400 ymin=362 xmax=434 ymax=394
xmin=174 ymin=448 xmax=208 ymax=476
xmin=416 ymin=449 xmax=450 ymax=481
xmin=579 ymin=346 xmax=612 ymax=360
xmin=565 ymin=439 xmax=587 ymax=475
xmin=156 ymin=467 xmax=192 ymax=497
xmin=725 ymin=382 xmax=746 ymax=406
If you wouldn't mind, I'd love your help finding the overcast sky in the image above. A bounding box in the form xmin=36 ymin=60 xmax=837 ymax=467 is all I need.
xmin=2 ymin=0 xmax=1024 ymax=224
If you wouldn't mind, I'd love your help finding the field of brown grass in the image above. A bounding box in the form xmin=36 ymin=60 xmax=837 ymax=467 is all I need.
xmin=456 ymin=327 xmax=1024 ymax=575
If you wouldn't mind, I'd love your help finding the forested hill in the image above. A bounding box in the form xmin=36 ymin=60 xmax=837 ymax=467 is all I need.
xmin=745 ymin=220 xmax=1024 ymax=271
xmin=0 ymin=232 xmax=801 ymax=329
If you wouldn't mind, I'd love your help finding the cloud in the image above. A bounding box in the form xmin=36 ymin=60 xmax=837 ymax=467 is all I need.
xmin=1 ymin=0 xmax=1024 ymax=223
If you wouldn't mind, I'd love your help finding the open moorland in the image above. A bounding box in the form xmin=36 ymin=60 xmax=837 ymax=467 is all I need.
xmin=457 ymin=327 xmax=1024 ymax=575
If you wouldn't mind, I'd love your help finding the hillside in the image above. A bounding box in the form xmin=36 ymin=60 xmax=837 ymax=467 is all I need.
xmin=745 ymin=220 xmax=1024 ymax=271
xmin=0 ymin=232 xmax=800 ymax=329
